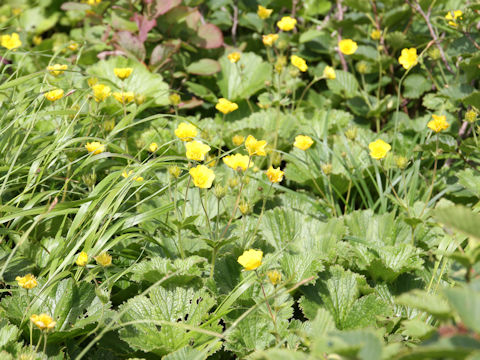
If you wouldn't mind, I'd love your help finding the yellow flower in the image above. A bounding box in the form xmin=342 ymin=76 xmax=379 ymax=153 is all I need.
xmin=237 ymin=249 xmax=263 ymax=271
xmin=12 ymin=8 xmax=22 ymax=15
xmin=245 ymin=135 xmax=267 ymax=156
xmin=113 ymin=91 xmax=135 ymax=104
xmin=30 ymin=314 xmax=56 ymax=331
xmin=122 ymin=170 xmax=143 ymax=182
xmin=293 ymin=135 xmax=314 ymax=150
xmin=175 ymin=122 xmax=198 ymax=141
xmin=262 ymin=34 xmax=279 ymax=47
xmin=75 ymin=251 xmax=88 ymax=266
xmin=169 ymin=165 xmax=182 ymax=178
xmin=228 ymin=52 xmax=241 ymax=63
xmin=428 ymin=114 xmax=450 ymax=133
xmin=445 ymin=10 xmax=462 ymax=27
xmin=15 ymin=274 xmax=37 ymax=289
xmin=148 ymin=142 xmax=158 ymax=152
xmin=185 ymin=141 xmax=211 ymax=161
xmin=291 ymin=55 xmax=308 ymax=72
xmin=216 ymin=98 xmax=238 ymax=114
xmin=266 ymin=166 xmax=284 ymax=183
xmin=223 ymin=154 xmax=253 ymax=171
xmin=44 ymin=89 xmax=64 ymax=101
xmin=95 ymin=252 xmax=112 ymax=267
xmin=87 ymin=0 xmax=102 ymax=5
xmin=1 ymin=33 xmax=22 ymax=50
xmin=338 ymin=39 xmax=358 ymax=55
xmin=277 ymin=16 xmax=297 ymax=31
xmin=114 ymin=67 xmax=133 ymax=80
xmin=267 ymin=270 xmax=282 ymax=285
xmin=232 ymin=135 xmax=245 ymax=146
xmin=169 ymin=93 xmax=181 ymax=105
xmin=323 ymin=66 xmax=336 ymax=79
xmin=398 ymin=48 xmax=418 ymax=70
xmin=47 ymin=64 xmax=68 ymax=76
xmin=257 ymin=5 xmax=273 ymax=19
xmin=189 ymin=164 xmax=215 ymax=189
xmin=33 ymin=35 xmax=42 ymax=46
xmin=368 ymin=139 xmax=391 ymax=160
xmin=92 ymin=84 xmax=111 ymax=102
xmin=371 ymin=29 xmax=381 ymax=40
xmin=85 ymin=141 xmax=106 ymax=155
xmin=68 ymin=42 xmax=79 ymax=51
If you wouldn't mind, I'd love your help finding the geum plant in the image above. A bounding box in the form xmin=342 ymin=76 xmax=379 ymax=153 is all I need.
xmin=0 ymin=0 xmax=480 ymax=359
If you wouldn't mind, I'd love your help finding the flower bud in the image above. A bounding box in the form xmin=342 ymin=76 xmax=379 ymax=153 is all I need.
xmin=356 ymin=61 xmax=369 ymax=74
xmin=267 ymin=270 xmax=282 ymax=285
xmin=228 ymin=177 xmax=239 ymax=188
xmin=169 ymin=93 xmax=181 ymax=106
xmin=395 ymin=156 xmax=408 ymax=170
xmin=345 ymin=126 xmax=357 ymax=141
xmin=428 ymin=47 xmax=441 ymax=60
xmin=321 ymin=163 xmax=332 ymax=175
xmin=104 ymin=119 xmax=115 ymax=131
xmin=239 ymin=201 xmax=251 ymax=215
xmin=214 ymin=184 xmax=226 ymax=199
xmin=82 ymin=172 xmax=97 ymax=188
xmin=169 ymin=165 xmax=182 ymax=178
xmin=465 ymin=109 xmax=478 ymax=123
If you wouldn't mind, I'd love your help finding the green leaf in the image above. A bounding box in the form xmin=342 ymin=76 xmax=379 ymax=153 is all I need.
xmin=444 ymin=286 xmax=480 ymax=333
xmin=130 ymin=256 xmax=207 ymax=286
xmin=396 ymin=289 xmax=451 ymax=318
xmin=0 ymin=279 xmax=110 ymax=342
xmin=0 ymin=319 xmax=20 ymax=349
xmin=403 ymin=74 xmax=431 ymax=99
xmin=279 ymin=253 xmax=324 ymax=285
xmin=434 ymin=206 xmax=480 ymax=243
xmin=401 ymin=319 xmax=435 ymax=340
xmin=312 ymin=329 xmax=383 ymax=360
xmin=250 ymin=349 xmax=311 ymax=360
xmin=217 ymin=52 xmax=272 ymax=101
xmin=87 ymin=57 xmax=169 ymax=106
xmin=300 ymin=266 xmax=383 ymax=329
xmin=225 ymin=311 xmax=276 ymax=357
xmin=463 ymin=92 xmax=480 ymax=110
xmin=186 ymin=59 xmax=221 ymax=76
xmin=327 ymin=70 xmax=359 ymax=98
xmin=118 ymin=287 xmax=218 ymax=355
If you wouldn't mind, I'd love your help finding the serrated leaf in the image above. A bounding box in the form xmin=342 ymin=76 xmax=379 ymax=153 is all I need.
xmin=118 ymin=287 xmax=217 ymax=354
xmin=225 ymin=311 xmax=275 ymax=357
xmin=396 ymin=289 xmax=451 ymax=318
xmin=130 ymin=256 xmax=206 ymax=286
xmin=327 ymin=70 xmax=359 ymax=98
xmin=279 ymin=253 xmax=324 ymax=285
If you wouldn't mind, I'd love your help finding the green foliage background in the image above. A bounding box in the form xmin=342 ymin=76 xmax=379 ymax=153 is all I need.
xmin=1 ymin=0 xmax=480 ymax=359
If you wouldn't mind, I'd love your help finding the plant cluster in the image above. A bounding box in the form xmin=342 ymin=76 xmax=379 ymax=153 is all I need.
xmin=1 ymin=0 xmax=480 ymax=359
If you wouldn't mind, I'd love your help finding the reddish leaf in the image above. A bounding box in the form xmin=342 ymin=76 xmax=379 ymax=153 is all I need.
xmin=195 ymin=23 xmax=224 ymax=49
xmin=116 ymin=31 xmax=146 ymax=61
xmin=154 ymin=0 xmax=182 ymax=17
xmin=178 ymin=97 xmax=204 ymax=109
xmin=132 ymin=13 xmax=156 ymax=43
